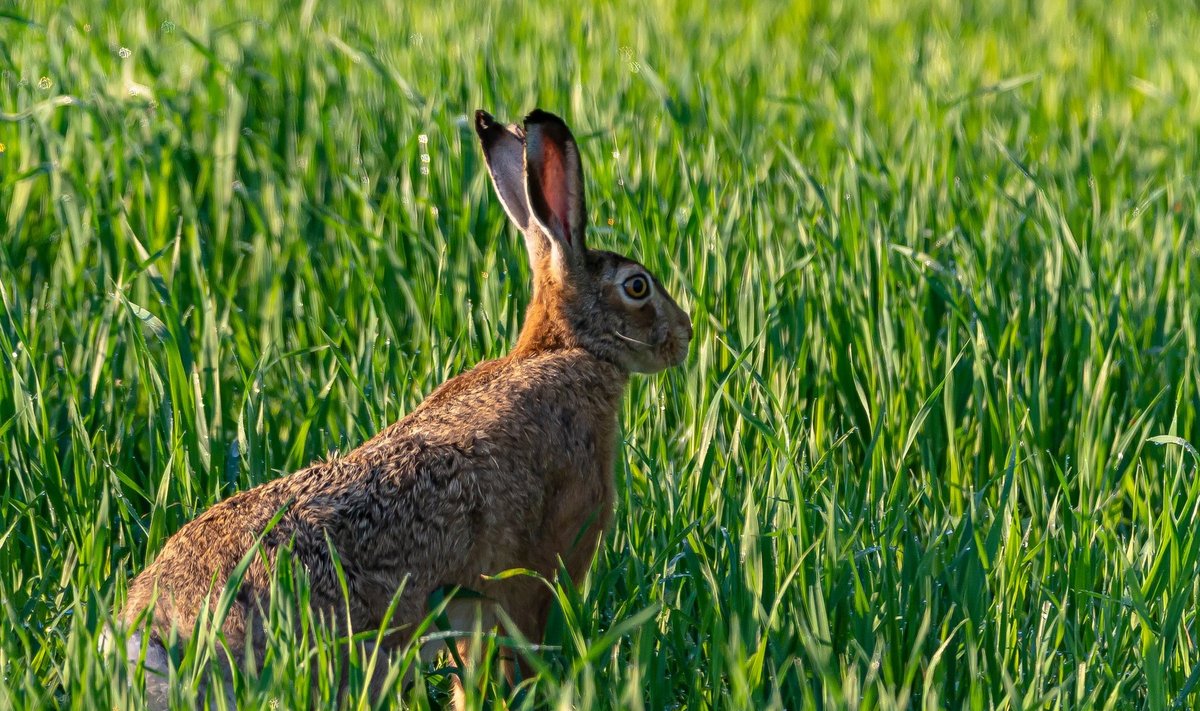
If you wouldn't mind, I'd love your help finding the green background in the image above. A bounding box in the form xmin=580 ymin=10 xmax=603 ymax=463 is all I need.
xmin=2 ymin=0 xmax=1199 ymax=708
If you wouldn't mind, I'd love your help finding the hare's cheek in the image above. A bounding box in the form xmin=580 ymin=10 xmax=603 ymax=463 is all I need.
xmin=626 ymin=302 xmax=657 ymax=332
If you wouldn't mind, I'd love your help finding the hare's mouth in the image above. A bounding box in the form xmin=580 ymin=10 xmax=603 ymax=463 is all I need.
xmin=613 ymin=329 xmax=688 ymax=370
xmin=665 ymin=335 xmax=690 ymax=366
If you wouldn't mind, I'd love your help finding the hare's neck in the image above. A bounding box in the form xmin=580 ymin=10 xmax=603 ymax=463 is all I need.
xmin=512 ymin=288 xmax=578 ymax=356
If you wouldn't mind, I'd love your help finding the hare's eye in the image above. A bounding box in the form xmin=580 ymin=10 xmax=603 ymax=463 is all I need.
xmin=622 ymin=275 xmax=650 ymax=300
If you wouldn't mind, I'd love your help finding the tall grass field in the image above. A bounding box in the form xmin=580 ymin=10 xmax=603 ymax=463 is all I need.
xmin=3 ymin=0 xmax=1199 ymax=708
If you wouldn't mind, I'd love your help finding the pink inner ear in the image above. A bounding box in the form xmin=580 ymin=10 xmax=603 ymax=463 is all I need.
xmin=540 ymin=141 xmax=571 ymax=245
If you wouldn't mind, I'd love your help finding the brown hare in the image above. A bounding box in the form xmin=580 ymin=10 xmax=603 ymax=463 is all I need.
xmin=111 ymin=108 xmax=692 ymax=707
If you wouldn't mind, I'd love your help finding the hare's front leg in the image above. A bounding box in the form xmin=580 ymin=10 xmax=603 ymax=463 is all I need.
xmin=423 ymin=593 xmax=542 ymax=711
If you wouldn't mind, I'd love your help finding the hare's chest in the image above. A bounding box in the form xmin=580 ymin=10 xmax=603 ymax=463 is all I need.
xmin=536 ymin=448 xmax=617 ymax=578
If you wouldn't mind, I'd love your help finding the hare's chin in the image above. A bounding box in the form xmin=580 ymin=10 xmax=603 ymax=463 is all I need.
xmin=658 ymin=340 xmax=688 ymax=369
xmin=624 ymin=349 xmax=673 ymax=374
xmin=673 ymin=335 xmax=692 ymax=363
xmin=668 ymin=346 xmax=688 ymax=367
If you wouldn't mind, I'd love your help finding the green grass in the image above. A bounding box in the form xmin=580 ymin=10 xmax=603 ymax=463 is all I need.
xmin=2 ymin=0 xmax=1200 ymax=708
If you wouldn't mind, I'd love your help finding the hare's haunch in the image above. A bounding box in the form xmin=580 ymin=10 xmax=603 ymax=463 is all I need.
xmin=113 ymin=109 xmax=692 ymax=706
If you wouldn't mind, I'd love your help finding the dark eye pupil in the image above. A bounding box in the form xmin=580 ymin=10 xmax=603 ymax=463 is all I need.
xmin=625 ymin=276 xmax=648 ymax=298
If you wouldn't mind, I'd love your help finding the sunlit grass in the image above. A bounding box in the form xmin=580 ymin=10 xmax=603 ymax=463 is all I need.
xmin=2 ymin=0 xmax=1199 ymax=708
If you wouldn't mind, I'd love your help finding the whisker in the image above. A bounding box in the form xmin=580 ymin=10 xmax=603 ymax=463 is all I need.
xmin=614 ymin=330 xmax=654 ymax=349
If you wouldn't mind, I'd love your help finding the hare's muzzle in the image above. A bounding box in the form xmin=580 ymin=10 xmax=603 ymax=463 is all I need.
xmin=666 ymin=312 xmax=693 ymax=366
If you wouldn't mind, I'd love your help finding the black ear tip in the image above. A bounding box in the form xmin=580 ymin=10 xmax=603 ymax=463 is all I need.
xmin=475 ymin=109 xmax=495 ymax=135
xmin=523 ymin=108 xmax=567 ymax=129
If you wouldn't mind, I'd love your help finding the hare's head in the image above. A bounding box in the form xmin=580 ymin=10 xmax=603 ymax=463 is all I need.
xmin=476 ymin=109 xmax=692 ymax=374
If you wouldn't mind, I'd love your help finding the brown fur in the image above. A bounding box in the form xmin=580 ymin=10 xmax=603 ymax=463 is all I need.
xmin=115 ymin=108 xmax=692 ymax=705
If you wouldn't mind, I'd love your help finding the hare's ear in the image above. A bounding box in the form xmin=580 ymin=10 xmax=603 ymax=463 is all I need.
xmin=523 ymin=109 xmax=587 ymax=266
xmin=476 ymin=110 xmax=549 ymax=267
